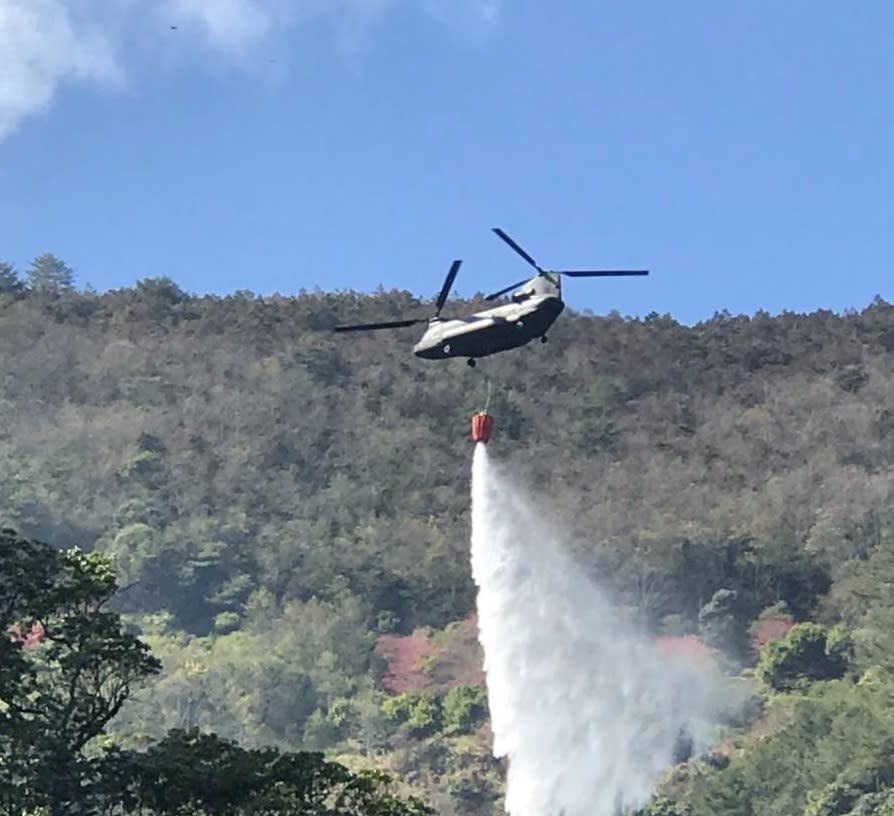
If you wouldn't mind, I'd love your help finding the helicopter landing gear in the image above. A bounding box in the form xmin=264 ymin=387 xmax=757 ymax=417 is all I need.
xmin=467 ymin=358 xmax=477 ymax=368
xmin=540 ymin=335 xmax=548 ymax=343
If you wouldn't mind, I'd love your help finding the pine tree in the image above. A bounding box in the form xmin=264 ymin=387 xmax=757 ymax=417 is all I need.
xmin=27 ymin=252 xmax=75 ymax=292
xmin=0 ymin=259 xmax=23 ymax=294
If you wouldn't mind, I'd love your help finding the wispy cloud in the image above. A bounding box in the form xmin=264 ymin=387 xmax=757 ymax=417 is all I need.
xmin=0 ymin=0 xmax=123 ymax=139
xmin=0 ymin=0 xmax=502 ymax=140
xmin=163 ymin=0 xmax=279 ymax=56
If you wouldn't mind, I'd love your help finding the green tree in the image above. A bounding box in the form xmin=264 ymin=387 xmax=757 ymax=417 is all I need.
xmin=803 ymin=780 xmax=865 ymax=816
xmin=634 ymin=797 xmax=692 ymax=816
xmin=0 ymin=260 xmax=24 ymax=295
xmin=27 ymin=252 xmax=75 ymax=293
xmin=134 ymin=276 xmax=189 ymax=320
xmin=569 ymin=377 xmax=624 ymax=453
xmin=0 ymin=529 xmax=161 ymax=813
xmin=698 ymin=589 xmax=748 ymax=665
xmin=757 ymin=623 xmax=849 ymax=693
xmin=381 ymin=691 xmax=442 ymax=738
xmin=135 ymin=276 xmax=186 ymax=304
xmin=441 ymin=685 xmax=488 ymax=735
xmin=97 ymin=727 xmax=435 ymax=815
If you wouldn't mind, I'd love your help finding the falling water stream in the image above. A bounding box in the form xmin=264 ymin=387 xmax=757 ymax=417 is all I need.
xmin=470 ymin=443 xmax=720 ymax=816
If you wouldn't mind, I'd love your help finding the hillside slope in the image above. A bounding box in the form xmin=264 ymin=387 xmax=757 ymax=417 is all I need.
xmin=2 ymin=279 xmax=894 ymax=814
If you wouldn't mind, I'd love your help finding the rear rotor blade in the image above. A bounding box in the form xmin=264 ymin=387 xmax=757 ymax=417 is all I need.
xmin=436 ymin=259 xmax=462 ymax=316
xmin=484 ymin=278 xmax=531 ymax=301
xmin=333 ymin=318 xmax=426 ymax=332
xmin=492 ymin=228 xmax=543 ymax=272
xmin=561 ymin=270 xmax=649 ymax=277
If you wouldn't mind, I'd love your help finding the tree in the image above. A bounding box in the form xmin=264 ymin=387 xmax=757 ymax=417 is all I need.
xmin=633 ymin=797 xmax=692 ymax=816
xmin=0 ymin=260 xmax=23 ymax=295
xmin=97 ymin=728 xmax=435 ymax=815
xmin=27 ymin=253 xmax=75 ymax=293
xmin=0 ymin=529 xmax=161 ymax=813
xmin=381 ymin=691 xmax=442 ymax=738
xmin=757 ymin=623 xmax=849 ymax=692
xmin=441 ymin=684 xmax=488 ymax=735
xmin=569 ymin=377 xmax=624 ymax=453
xmin=698 ymin=589 xmax=748 ymax=665
xmin=134 ymin=276 xmax=189 ymax=320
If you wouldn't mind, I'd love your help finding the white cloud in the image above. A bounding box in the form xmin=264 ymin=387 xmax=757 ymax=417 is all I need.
xmin=0 ymin=0 xmax=501 ymax=141
xmin=425 ymin=0 xmax=500 ymax=26
xmin=164 ymin=0 xmax=277 ymax=56
xmin=0 ymin=0 xmax=122 ymax=139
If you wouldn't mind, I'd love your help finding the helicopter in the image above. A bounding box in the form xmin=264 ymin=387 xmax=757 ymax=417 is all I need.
xmin=333 ymin=228 xmax=648 ymax=367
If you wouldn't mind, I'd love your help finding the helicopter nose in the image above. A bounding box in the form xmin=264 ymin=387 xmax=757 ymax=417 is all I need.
xmin=413 ymin=337 xmax=442 ymax=359
xmin=413 ymin=345 xmax=435 ymax=359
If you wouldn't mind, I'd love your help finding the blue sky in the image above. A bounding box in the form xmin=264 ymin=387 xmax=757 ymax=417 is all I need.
xmin=1 ymin=1 xmax=892 ymax=324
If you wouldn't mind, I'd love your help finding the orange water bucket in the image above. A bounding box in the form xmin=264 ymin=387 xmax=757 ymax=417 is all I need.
xmin=471 ymin=412 xmax=494 ymax=443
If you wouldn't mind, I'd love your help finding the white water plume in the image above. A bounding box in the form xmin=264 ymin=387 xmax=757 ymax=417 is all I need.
xmin=470 ymin=444 xmax=723 ymax=816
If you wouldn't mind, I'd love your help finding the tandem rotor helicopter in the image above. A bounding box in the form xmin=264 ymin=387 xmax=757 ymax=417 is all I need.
xmin=333 ymin=228 xmax=649 ymax=367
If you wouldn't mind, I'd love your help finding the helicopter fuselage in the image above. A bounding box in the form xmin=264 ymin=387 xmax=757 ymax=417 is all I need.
xmin=412 ymin=292 xmax=564 ymax=361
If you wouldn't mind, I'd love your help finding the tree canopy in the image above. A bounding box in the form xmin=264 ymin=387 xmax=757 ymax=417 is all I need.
xmin=0 ymin=261 xmax=23 ymax=295
xmin=26 ymin=253 xmax=76 ymax=293
xmin=2 ymin=270 xmax=894 ymax=814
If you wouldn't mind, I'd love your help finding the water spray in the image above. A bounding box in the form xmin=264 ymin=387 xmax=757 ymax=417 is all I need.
xmin=468 ymin=425 xmax=722 ymax=816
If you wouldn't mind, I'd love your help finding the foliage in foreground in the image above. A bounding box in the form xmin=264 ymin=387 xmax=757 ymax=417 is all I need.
xmin=0 ymin=529 xmax=432 ymax=816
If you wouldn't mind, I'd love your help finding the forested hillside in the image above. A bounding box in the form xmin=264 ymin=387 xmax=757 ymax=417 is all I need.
xmin=2 ymin=261 xmax=894 ymax=815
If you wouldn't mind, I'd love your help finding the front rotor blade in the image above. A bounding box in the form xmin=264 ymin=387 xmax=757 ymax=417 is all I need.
xmin=333 ymin=319 xmax=426 ymax=332
xmin=436 ymin=259 xmax=462 ymax=315
xmin=561 ymin=270 xmax=649 ymax=277
xmin=492 ymin=228 xmax=543 ymax=272
xmin=484 ymin=277 xmax=531 ymax=301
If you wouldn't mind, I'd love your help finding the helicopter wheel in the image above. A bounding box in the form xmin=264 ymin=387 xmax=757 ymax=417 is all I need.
xmin=467 ymin=358 xmax=476 ymax=368
xmin=540 ymin=335 xmax=548 ymax=344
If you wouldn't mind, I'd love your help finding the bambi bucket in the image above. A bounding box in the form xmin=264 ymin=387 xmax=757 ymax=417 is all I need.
xmin=471 ymin=412 xmax=494 ymax=443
